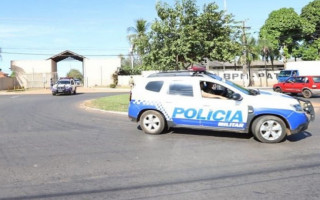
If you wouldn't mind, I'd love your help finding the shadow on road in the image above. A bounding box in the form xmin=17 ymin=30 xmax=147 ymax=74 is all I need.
xmin=286 ymin=131 xmax=312 ymax=142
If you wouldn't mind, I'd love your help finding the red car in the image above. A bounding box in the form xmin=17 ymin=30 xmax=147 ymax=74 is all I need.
xmin=273 ymin=76 xmax=320 ymax=98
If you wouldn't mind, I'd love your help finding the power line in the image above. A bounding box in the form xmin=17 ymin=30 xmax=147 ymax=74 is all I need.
xmin=1 ymin=51 xmax=131 ymax=57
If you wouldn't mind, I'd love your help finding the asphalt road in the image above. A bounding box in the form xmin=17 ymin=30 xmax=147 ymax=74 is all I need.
xmin=0 ymin=92 xmax=320 ymax=200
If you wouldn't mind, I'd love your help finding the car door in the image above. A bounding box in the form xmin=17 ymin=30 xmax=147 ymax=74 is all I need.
xmin=197 ymin=80 xmax=249 ymax=131
xmin=292 ymin=76 xmax=307 ymax=92
xmin=162 ymin=79 xmax=202 ymax=126
xmin=282 ymin=77 xmax=297 ymax=93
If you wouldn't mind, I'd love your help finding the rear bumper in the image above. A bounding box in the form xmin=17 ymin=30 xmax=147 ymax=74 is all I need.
xmin=310 ymin=88 xmax=320 ymax=95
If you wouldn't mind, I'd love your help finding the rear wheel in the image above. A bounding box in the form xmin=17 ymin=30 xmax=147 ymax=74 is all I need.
xmin=302 ymin=89 xmax=312 ymax=98
xmin=252 ymin=115 xmax=287 ymax=143
xmin=140 ymin=110 xmax=165 ymax=135
xmin=274 ymin=87 xmax=282 ymax=93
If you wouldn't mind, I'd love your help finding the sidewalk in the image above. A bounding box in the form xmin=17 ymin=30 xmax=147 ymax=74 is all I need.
xmin=0 ymin=87 xmax=130 ymax=95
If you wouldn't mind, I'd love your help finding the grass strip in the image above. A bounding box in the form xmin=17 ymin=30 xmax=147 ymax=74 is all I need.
xmin=85 ymin=93 xmax=130 ymax=112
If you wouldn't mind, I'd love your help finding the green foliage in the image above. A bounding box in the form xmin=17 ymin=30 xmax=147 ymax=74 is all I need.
xmin=109 ymin=83 xmax=117 ymax=88
xmin=66 ymin=69 xmax=83 ymax=82
xmin=10 ymin=71 xmax=16 ymax=78
xmin=301 ymin=0 xmax=320 ymax=41
xmin=118 ymin=55 xmax=142 ymax=75
xmin=111 ymin=71 xmax=118 ymax=86
xmin=131 ymin=0 xmax=240 ymax=70
xmin=259 ymin=0 xmax=320 ymax=60
xmin=260 ymin=8 xmax=303 ymax=57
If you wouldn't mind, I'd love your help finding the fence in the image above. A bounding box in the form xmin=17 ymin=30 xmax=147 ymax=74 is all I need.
xmin=0 ymin=77 xmax=21 ymax=90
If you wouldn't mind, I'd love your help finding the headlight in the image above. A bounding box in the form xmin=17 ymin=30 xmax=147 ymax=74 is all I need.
xmin=65 ymin=85 xmax=71 ymax=89
xmin=291 ymin=104 xmax=303 ymax=112
xmin=53 ymin=85 xmax=57 ymax=89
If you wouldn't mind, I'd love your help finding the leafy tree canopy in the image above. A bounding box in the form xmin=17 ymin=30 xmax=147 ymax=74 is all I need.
xmin=67 ymin=69 xmax=83 ymax=82
xmin=301 ymin=0 xmax=320 ymax=41
xmin=136 ymin=0 xmax=240 ymax=70
xmin=260 ymin=8 xmax=303 ymax=56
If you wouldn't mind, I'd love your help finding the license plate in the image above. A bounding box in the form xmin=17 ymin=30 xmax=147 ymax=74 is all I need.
xmin=58 ymin=89 xmax=63 ymax=92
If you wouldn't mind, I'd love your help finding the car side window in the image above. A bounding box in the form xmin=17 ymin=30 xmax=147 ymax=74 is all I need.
xmin=312 ymin=77 xmax=320 ymax=83
xmin=168 ymin=82 xmax=193 ymax=97
xmin=145 ymin=81 xmax=164 ymax=92
xmin=296 ymin=77 xmax=305 ymax=83
xmin=286 ymin=77 xmax=296 ymax=83
xmin=200 ymin=81 xmax=232 ymax=99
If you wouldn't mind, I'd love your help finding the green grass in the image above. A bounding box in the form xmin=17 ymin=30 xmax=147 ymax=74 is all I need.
xmin=86 ymin=93 xmax=130 ymax=112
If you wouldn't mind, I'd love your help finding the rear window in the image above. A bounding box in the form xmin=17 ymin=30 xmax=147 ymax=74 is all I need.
xmin=312 ymin=77 xmax=320 ymax=83
xmin=145 ymin=81 xmax=164 ymax=92
xmin=168 ymin=82 xmax=193 ymax=97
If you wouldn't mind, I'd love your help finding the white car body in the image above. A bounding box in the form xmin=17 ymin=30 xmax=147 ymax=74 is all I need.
xmin=128 ymin=69 xmax=314 ymax=143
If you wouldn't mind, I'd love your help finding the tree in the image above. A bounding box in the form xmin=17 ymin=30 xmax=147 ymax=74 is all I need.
xmin=139 ymin=0 xmax=240 ymax=70
xmin=118 ymin=54 xmax=141 ymax=75
xmin=127 ymin=19 xmax=150 ymax=59
xmin=67 ymin=69 xmax=83 ymax=82
xmin=260 ymin=8 xmax=303 ymax=57
xmin=301 ymin=0 xmax=320 ymax=42
xmin=238 ymin=36 xmax=260 ymax=86
xmin=300 ymin=0 xmax=320 ymax=59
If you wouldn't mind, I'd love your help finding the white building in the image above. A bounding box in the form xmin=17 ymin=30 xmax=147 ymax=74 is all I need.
xmin=10 ymin=50 xmax=121 ymax=88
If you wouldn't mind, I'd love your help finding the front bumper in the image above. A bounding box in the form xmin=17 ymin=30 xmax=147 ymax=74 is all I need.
xmin=52 ymin=87 xmax=72 ymax=94
xmin=295 ymin=97 xmax=315 ymax=121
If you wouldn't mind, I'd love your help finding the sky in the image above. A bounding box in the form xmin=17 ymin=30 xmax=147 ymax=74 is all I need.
xmin=0 ymin=0 xmax=314 ymax=76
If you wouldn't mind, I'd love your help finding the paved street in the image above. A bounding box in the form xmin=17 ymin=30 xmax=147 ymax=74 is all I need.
xmin=0 ymin=91 xmax=320 ymax=199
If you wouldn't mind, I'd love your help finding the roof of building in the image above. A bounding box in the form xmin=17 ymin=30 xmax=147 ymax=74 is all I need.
xmin=48 ymin=50 xmax=86 ymax=62
xmin=0 ymin=71 xmax=9 ymax=77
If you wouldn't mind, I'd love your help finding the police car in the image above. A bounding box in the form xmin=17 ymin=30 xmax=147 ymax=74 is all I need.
xmin=128 ymin=67 xmax=315 ymax=143
xmin=51 ymin=77 xmax=77 ymax=95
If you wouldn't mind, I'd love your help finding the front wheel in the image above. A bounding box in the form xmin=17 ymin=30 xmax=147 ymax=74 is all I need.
xmin=251 ymin=115 xmax=287 ymax=143
xmin=140 ymin=110 xmax=165 ymax=135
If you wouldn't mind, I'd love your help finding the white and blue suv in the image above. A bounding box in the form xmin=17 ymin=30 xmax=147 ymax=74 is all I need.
xmin=128 ymin=67 xmax=315 ymax=143
xmin=52 ymin=77 xmax=77 ymax=95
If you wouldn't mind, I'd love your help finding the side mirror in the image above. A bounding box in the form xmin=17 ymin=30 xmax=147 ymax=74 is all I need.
xmin=232 ymin=93 xmax=242 ymax=101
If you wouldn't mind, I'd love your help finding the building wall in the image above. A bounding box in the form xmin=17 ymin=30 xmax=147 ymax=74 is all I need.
xmin=83 ymin=58 xmax=120 ymax=87
xmin=11 ymin=60 xmax=52 ymax=74
xmin=11 ymin=60 xmax=53 ymax=88
xmin=0 ymin=77 xmax=20 ymax=90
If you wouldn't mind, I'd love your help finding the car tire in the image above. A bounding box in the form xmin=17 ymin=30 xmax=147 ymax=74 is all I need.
xmin=73 ymin=88 xmax=77 ymax=95
xmin=274 ymin=87 xmax=282 ymax=93
xmin=140 ymin=110 xmax=166 ymax=135
xmin=251 ymin=115 xmax=287 ymax=143
xmin=302 ymin=89 xmax=312 ymax=98
xmin=52 ymin=93 xmax=56 ymax=96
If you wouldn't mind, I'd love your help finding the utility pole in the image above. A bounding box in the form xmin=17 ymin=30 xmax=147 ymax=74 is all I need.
xmin=240 ymin=20 xmax=251 ymax=86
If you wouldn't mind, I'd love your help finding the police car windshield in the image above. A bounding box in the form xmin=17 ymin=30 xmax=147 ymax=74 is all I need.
xmin=57 ymin=80 xmax=70 ymax=84
xmin=206 ymin=72 xmax=251 ymax=95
